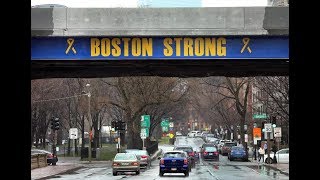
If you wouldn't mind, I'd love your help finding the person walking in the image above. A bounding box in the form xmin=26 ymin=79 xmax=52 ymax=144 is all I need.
xmin=258 ymin=146 xmax=265 ymax=163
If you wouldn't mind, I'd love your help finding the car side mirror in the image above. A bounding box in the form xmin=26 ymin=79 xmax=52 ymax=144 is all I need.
xmin=158 ymin=157 xmax=161 ymax=160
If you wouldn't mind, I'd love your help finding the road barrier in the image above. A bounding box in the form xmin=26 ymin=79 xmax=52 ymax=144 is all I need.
xmin=31 ymin=154 xmax=47 ymax=169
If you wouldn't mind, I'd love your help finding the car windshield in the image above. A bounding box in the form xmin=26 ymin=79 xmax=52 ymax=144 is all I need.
xmin=164 ymin=152 xmax=185 ymax=158
xmin=114 ymin=153 xmax=137 ymax=160
xmin=205 ymin=147 xmax=217 ymax=151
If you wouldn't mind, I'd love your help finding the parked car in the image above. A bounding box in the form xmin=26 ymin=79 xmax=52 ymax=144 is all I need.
xmin=221 ymin=142 xmax=237 ymax=156
xmin=112 ymin=153 xmax=140 ymax=176
xmin=202 ymin=146 xmax=219 ymax=161
xmin=31 ymin=149 xmax=58 ymax=165
xmin=173 ymin=146 xmax=196 ymax=168
xmin=158 ymin=150 xmax=190 ymax=177
xmin=264 ymin=148 xmax=289 ymax=164
xmin=228 ymin=146 xmax=248 ymax=161
xmin=124 ymin=149 xmax=151 ymax=169
xmin=176 ymin=131 xmax=183 ymax=136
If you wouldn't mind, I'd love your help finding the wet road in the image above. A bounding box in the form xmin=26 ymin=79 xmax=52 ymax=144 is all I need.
xmin=46 ymin=136 xmax=289 ymax=180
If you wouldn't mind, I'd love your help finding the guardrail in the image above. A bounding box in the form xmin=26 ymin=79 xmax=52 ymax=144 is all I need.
xmin=31 ymin=154 xmax=47 ymax=169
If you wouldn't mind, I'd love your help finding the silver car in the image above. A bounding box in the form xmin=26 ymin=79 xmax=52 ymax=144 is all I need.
xmin=112 ymin=153 xmax=140 ymax=176
xmin=125 ymin=149 xmax=151 ymax=169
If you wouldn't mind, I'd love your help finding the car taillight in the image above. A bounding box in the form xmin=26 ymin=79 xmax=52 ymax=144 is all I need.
xmin=214 ymin=152 xmax=219 ymax=155
xmin=112 ymin=162 xmax=119 ymax=166
xmin=203 ymin=151 xmax=208 ymax=155
xmin=48 ymin=154 xmax=53 ymax=158
xmin=160 ymin=159 xmax=164 ymax=165
xmin=141 ymin=155 xmax=148 ymax=158
xmin=184 ymin=158 xmax=188 ymax=164
xmin=132 ymin=162 xmax=139 ymax=166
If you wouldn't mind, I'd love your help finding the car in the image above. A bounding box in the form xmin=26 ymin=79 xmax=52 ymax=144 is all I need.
xmin=217 ymin=139 xmax=232 ymax=153
xmin=176 ymin=131 xmax=183 ymax=136
xmin=202 ymin=146 xmax=219 ymax=161
xmin=158 ymin=150 xmax=190 ymax=177
xmin=264 ymin=148 xmax=289 ymax=164
xmin=200 ymin=143 xmax=217 ymax=154
xmin=112 ymin=153 xmax=140 ymax=176
xmin=187 ymin=131 xmax=200 ymax=137
xmin=221 ymin=142 xmax=237 ymax=156
xmin=173 ymin=146 xmax=196 ymax=168
xmin=124 ymin=149 xmax=151 ymax=169
xmin=228 ymin=146 xmax=248 ymax=161
xmin=31 ymin=149 xmax=58 ymax=165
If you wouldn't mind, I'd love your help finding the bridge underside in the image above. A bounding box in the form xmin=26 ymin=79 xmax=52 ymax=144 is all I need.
xmin=31 ymin=7 xmax=288 ymax=79
xmin=31 ymin=60 xmax=288 ymax=79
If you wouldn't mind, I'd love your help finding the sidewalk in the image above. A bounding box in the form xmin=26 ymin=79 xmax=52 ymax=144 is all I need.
xmin=264 ymin=163 xmax=289 ymax=175
xmin=31 ymin=158 xmax=83 ymax=179
xmin=32 ymin=150 xmax=162 ymax=180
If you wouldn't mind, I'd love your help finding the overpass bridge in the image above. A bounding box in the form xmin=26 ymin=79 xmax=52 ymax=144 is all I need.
xmin=31 ymin=7 xmax=288 ymax=79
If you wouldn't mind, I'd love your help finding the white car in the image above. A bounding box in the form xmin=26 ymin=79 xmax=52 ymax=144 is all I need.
xmin=187 ymin=131 xmax=200 ymax=138
xmin=264 ymin=148 xmax=289 ymax=164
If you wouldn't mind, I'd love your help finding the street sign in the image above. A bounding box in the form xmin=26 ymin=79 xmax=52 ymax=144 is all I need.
xmin=253 ymin=113 xmax=267 ymax=119
xmin=245 ymin=134 xmax=248 ymax=142
xmin=169 ymin=122 xmax=174 ymax=128
xmin=253 ymin=128 xmax=261 ymax=145
xmin=264 ymin=123 xmax=272 ymax=132
xmin=141 ymin=115 xmax=150 ymax=128
xmin=169 ymin=133 xmax=174 ymax=139
xmin=274 ymin=127 xmax=282 ymax=137
xmin=69 ymin=128 xmax=78 ymax=139
xmin=162 ymin=126 xmax=169 ymax=132
xmin=161 ymin=119 xmax=169 ymax=127
xmin=140 ymin=128 xmax=149 ymax=139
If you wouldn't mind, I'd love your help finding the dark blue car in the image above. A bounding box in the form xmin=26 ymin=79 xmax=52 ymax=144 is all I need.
xmin=228 ymin=146 xmax=248 ymax=161
xmin=158 ymin=151 xmax=189 ymax=177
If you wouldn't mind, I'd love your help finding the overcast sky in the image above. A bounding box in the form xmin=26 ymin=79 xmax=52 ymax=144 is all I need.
xmin=31 ymin=0 xmax=271 ymax=8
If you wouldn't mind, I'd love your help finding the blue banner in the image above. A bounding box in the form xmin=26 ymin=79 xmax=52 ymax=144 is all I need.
xmin=31 ymin=36 xmax=288 ymax=60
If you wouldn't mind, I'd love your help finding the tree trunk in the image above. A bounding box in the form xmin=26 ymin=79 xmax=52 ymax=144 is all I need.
xmin=81 ymin=115 xmax=85 ymax=159
xmin=68 ymin=139 xmax=71 ymax=155
xmin=75 ymin=139 xmax=78 ymax=155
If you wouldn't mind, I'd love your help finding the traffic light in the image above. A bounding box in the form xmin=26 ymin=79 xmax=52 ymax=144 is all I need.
xmin=50 ymin=117 xmax=55 ymax=129
xmin=119 ymin=121 xmax=126 ymax=130
xmin=111 ymin=121 xmax=116 ymax=129
xmin=272 ymin=116 xmax=277 ymax=125
xmin=54 ymin=118 xmax=60 ymax=130
xmin=115 ymin=121 xmax=126 ymax=131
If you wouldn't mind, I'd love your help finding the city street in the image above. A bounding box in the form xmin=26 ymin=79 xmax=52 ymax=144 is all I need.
xmin=36 ymin=136 xmax=289 ymax=180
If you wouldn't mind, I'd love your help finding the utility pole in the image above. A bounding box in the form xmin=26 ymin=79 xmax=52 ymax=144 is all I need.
xmin=86 ymin=83 xmax=92 ymax=162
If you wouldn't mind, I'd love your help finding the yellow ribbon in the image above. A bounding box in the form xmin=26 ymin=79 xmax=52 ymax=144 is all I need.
xmin=241 ymin=38 xmax=252 ymax=53
xmin=65 ymin=38 xmax=77 ymax=54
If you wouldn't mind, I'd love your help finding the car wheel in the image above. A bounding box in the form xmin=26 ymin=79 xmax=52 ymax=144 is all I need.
xmin=52 ymin=162 xmax=56 ymax=165
xmin=230 ymin=158 xmax=233 ymax=161
xmin=113 ymin=171 xmax=117 ymax=176
xmin=136 ymin=170 xmax=140 ymax=175
xmin=185 ymin=171 xmax=189 ymax=177
xmin=159 ymin=170 xmax=164 ymax=177
xmin=265 ymin=157 xmax=272 ymax=164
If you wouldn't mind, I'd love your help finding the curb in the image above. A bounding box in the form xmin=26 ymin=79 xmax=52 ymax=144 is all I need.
xmin=263 ymin=164 xmax=289 ymax=176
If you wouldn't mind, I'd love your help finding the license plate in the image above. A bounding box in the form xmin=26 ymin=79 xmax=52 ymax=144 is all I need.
xmin=171 ymin=168 xmax=177 ymax=171
xmin=122 ymin=163 xmax=129 ymax=165
xmin=209 ymin=153 xmax=213 ymax=155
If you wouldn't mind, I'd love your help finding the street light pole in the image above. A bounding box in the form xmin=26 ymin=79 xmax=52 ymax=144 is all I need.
xmin=86 ymin=84 xmax=92 ymax=162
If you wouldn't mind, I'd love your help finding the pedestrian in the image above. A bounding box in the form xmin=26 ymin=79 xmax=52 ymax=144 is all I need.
xmin=258 ymin=146 xmax=265 ymax=162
